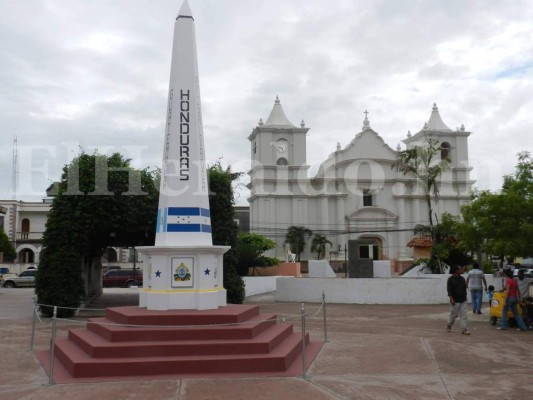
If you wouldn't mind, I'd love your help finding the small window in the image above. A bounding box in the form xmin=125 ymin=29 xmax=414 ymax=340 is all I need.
xmin=359 ymin=246 xmax=370 ymax=259
xmin=277 ymin=157 xmax=288 ymax=166
xmin=358 ymin=244 xmax=378 ymax=259
xmin=363 ymin=189 xmax=373 ymax=206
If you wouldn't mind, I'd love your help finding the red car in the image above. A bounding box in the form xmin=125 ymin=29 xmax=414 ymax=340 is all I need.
xmin=102 ymin=269 xmax=143 ymax=288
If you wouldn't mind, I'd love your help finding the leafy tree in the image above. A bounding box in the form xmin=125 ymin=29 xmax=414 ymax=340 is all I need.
xmin=235 ymin=232 xmax=278 ymax=276
xmin=208 ymin=162 xmax=245 ymax=303
xmin=412 ymin=214 xmax=473 ymax=273
xmin=434 ymin=213 xmax=473 ymax=268
xmin=284 ymin=225 xmax=313 ymax=262
xmin=456 ymin=190 xmax=493 ymax=263
xmin=310 ymin=234 xmax=332 ymax=260
xmin=36 ymin=152 xmax=159 ymax=317
xmin=500 ymin=151 xmax=533 ymax=257
xmin=0 ymin=228 xmax=16 ymax=262
xmin=457 ymin=151 xmax=533 ymax=261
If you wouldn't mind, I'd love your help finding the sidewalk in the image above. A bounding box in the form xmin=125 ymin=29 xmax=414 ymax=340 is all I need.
xmin=1 ymin=287 xmax=532 ymax=399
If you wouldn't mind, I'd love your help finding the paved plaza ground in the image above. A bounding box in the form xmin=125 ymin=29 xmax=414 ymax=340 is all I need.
xmin=1 ymin=287 xmax=532 ymax=400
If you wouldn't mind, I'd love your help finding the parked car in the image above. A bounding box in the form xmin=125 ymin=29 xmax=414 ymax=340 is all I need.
xmin=0 ymin=268 xmax=16 ymax=281
xmin=102 ymin=265 xmax=122 ymax=274
xmin=102 ymin=269 xmax=143 ymax=288
xmin=1 ymin=270 xmax=37 ymax=288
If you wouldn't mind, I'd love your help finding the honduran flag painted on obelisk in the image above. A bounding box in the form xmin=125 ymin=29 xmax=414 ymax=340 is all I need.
xmin=155 ymin=0 xmax=212 ymax=247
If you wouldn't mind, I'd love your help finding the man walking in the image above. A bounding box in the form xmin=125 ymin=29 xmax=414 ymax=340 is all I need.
xmin=447 ymin=264 xmax=470 ymax=335
xmin=466 ymin=262 xmax=487 ymax=314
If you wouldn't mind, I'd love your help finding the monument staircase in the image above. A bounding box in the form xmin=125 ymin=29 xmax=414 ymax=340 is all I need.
xmin=39 ymin=304 xmax=322 ymax=381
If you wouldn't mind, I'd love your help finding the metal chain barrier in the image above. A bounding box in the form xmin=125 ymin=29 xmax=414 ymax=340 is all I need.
xmin=301 ymin=302 xmax=307 ymax=379
xmin=299 ymin=291 xmax=328 ymax=378
xmin=48 ymin=306 xmax=57 ymax=385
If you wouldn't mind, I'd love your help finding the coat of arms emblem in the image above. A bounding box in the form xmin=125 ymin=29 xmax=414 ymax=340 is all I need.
xmin=174 ymin=262 xmax=191 ymax=281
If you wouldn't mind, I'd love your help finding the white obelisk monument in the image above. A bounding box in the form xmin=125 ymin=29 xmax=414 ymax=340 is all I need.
xmin=138 ymin=0 xmax=229 ymax=310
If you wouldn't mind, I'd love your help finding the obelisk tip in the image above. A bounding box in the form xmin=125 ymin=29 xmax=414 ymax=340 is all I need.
xmin=177 ymin=0 xmax=193 ymax=20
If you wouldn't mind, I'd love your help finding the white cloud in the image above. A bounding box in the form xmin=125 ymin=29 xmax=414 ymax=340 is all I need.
xmin=0 ymin=0 xmax=532 ymax=203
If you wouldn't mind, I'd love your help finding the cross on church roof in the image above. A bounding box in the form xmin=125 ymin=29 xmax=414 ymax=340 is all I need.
xmin=362 ymin=110 xmax=371 ymax=131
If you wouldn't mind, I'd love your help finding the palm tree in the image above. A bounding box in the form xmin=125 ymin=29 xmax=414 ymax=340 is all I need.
xmin=284 ymin=225 xmax=313 ymax=262
xmin=311 ymin=234 xmax=333 ymax=260
xmin=392 ymin=137 xmax=449 ymax=271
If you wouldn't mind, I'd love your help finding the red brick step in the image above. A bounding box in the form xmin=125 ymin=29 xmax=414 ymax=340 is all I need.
xmin=104 ymin=304 xmax=260 ymax=325
xmin=54 ymin=332 xmax=309 ymax=377
xmin=69 ymin=322 xmax=294 ymax=358
xmin=87 ymin=313 xmax=277 ymax=342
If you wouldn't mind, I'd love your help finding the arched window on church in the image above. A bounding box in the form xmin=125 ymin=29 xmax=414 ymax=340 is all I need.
xmin=277 ymin=158 xmax=288 ymax=166
xmin=441 ymin=142 xmax=451 ymax=161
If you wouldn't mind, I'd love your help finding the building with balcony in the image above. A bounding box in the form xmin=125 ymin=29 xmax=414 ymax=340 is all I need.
xmin=0 ymin=199 xmax=51 ymax=265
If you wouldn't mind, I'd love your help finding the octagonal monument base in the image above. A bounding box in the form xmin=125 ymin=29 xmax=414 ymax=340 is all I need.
xmin=137 ymin=245 xmax=229 ymax=311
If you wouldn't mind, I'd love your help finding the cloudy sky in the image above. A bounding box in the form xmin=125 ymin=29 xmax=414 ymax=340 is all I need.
xmin=1 ymin=0 xmax=532 ymax=205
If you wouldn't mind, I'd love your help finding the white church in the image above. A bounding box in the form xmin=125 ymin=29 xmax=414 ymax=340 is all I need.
xmin=247 ymin=97 xmax=474 ymax=271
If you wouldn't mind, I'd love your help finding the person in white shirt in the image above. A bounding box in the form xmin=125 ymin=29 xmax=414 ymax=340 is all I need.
xmin=466 ymin=262 xmax=487 ymax=314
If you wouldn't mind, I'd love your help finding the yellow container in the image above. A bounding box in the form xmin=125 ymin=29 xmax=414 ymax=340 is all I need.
xmin=489 ymin=291 xmax=523 ymax=325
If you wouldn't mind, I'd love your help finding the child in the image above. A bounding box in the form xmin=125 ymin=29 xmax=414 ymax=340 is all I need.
xmin=487 ymin=285 xmax=495 ymax=308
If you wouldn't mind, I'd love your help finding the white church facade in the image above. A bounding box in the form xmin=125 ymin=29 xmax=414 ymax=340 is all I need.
xmin=247 ymin=97 xmax=474 ymax=271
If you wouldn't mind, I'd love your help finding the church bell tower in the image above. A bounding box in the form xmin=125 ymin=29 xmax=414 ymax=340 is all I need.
xmin=247 ymin=96 xmax=309 ymax=198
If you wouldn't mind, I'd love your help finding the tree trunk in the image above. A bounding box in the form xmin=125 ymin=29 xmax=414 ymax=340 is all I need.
xmin=476 ymin=249 xmax=483 ymax=266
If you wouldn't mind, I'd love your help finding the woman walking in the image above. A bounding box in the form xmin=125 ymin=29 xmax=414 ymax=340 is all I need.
xmin=499 ymin=269 xmax=528 ymax=331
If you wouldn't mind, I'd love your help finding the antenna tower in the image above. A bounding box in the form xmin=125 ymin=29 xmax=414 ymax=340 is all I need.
xmin=12 ymin=135 xmax=18 ymax=200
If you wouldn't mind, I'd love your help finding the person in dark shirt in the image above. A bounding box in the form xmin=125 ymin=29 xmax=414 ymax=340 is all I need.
xmin=446 ymin=264 xmax=470 ymax=335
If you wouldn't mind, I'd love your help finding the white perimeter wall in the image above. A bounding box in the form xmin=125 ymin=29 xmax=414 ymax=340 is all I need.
xmin=276 ymin=275 xmax=504 ymax=304
xmin=243 ymin=276 xmax=279 ymax=297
